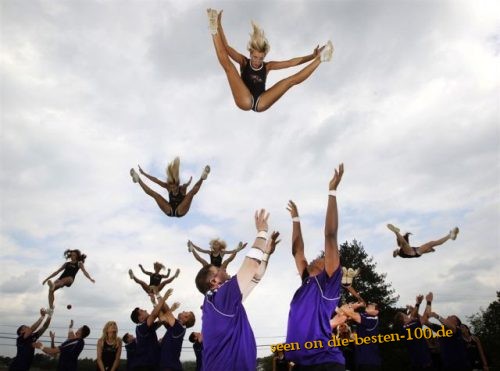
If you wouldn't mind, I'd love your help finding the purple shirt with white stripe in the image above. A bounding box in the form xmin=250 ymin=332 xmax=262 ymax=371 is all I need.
xmin=286 ymin=267 xmax=344 ymax=366
xmin=201 ymin=276 xmax=256 ymax=371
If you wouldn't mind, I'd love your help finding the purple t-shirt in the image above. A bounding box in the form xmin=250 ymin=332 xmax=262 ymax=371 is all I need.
xmin=403 ymin=320 xmax=432 ymax=367
xmin=201 ymin=276 xmax=256 ymax=371
xmin=135 ymin=321 xmax=159 ymax=367
xmin=286 ymin=267 xmax=344 ymax=366
xmin=9 ymin=331 xmax=40 ymax=371
xmin=160 ymin=319 xmax=185 ymax=371
xmin=57 ymin=338 xmax=84 ymax=371
xmin=355 ymin=313 xmax=381 ymax=366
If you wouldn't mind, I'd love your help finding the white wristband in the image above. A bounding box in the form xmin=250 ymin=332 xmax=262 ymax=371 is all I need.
xmin=246 ymin=248 xmax=264 ymax=261
xmin=328 ymin=190 xmax=337 ymax=197
xmin=257 ymin=230 xmax=268 ymax=240
xmin=292 ymin=217 xmax=300 ymax=222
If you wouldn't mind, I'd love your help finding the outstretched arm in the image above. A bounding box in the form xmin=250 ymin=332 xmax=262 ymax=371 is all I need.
xmin=162 ymin=269 xmax=180 ymax=285
xmin=267 ymin=45 xmax=323 ymax=71
xmin=79 ymin=262 xmax=95 ymax=283
xmin=35 ymin=311 xmax=52 ymax=339
xmin=421 ymin=292 xmax=433 ymax=324
xmin=67 ymin=320 xmax=76 ymax=340
xmin=139 ymin=264 xmax=153 ymax=276
xmin=160 ymin=269 xmax=171 ymax=279
xmin=29 ymin=309 xmax=46 ymax=335
xmin=147 ymin=288 xmax=173 ymax=327
xmin=287 ymin=200 xmax=307 ymax=275
xmin=325 ymin=164 xmax=344 ymax=277
xmin=236 ymin=209 xmax=270 ymax=292
xmin=429 ymin=311 xmax=457 ymax=333
xmin=42 ymin=264 xmax=66 ymax=284
xmin=224 ymin=242 xmax=247 ymax=254
xmin=217 ymin=10 xmax=246 ymax=66
xmin=189 ymin=241 xmax=211 ymax=254
xmin=410 ymin=295 xmax=424 ymax=320
xmin=138 ymin=165 xmax=168 ymax=189
xmin=242 ymin=232 xmax=280 ymax=301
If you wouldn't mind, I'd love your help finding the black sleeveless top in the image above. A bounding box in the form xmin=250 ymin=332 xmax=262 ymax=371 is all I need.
xmin=241 ymin=58 xmax=267 ymax=100
xmin=97 ymin=340 xmax=118 ymax=371
xmin=210 ymin=253 xmax=223 ymax=268
xmin=149 ymin=273 xmax=162 ymax=286
xmin=60 ymin=261 xmax=80 ymax=279
xmin=168 ymin=190 xmax=185 ymax=212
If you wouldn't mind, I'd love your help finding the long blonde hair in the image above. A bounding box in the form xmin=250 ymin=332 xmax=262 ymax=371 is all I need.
xmin=100 ymin=321 xmax=120 ymax=348
xmin=247 ymin=21 xmax=270 ymax=54
xmin=166 ymin=157 xmax=180 ymax=185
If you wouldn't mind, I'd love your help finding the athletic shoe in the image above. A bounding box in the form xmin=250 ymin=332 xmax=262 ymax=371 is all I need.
xmin=345 ymin=268 xmax=359 ymax=285
xmin=46 ymin=308 xmax=54 ymax=316
xmin=387 ymin=224 xmax=400 ymax=233
xmin=128 ymin=269 xmax=134 ymax=279
xmin=201 ymin=165 xmax=211 ymax=180
xmin=130 ymin=168 xmax=139 ymax=183
xmin=450 ymin=227 xmax=459 ymax=240
xmin=341 ymin=267 xmax=348 ymax=286
xmin=320 ymin=40 xmax=334 ymax=62
xmin=188 ymin=241 xmax=193 ymax=253
xmin=207 ymin=9 xmax=218 ymax=35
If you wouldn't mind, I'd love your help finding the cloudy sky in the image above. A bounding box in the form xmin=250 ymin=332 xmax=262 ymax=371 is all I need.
xmin=1 ymin=0 xmax=499 ymax=362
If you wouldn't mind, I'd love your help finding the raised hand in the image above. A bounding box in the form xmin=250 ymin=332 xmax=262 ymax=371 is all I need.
xmin=254 ymin=209 xmax=269 ymax=232
xmin=268 ymin=231 xmax=281 ymax=255
xmin=329 ymin=163 xmax=344 ymax=191
xmin=416 ymin=295 xmax=424 ymax=305
xmin=425 ymin=292 xmax=433 ymax=302
xmin=287 ymin=200 xmax=299 ymax=218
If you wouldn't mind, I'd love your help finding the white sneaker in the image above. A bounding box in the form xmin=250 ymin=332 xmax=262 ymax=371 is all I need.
xmin=320 ymin=40 xmax=334 ymax=62
xmin=128 ymin=269 xmax=134 ymax=279
xmin=346 ymin=268 xmax=359 ymax=285
xmin=46 ymin=308 xmax=54 ymax=316
xmin=130 ymin=168 xmax=139 ymax=183
xmin=387 ymin=224 xmax=400 ymax=234
xmin=207 ymin=9 xmax=218 ymax=35
xmin=187 ymin=241 xmax=193 ymax=253
xmin=201 ymin=165 xmax=210 ymax=180
xmin=450 ymin=227 xmax=459 ymax=240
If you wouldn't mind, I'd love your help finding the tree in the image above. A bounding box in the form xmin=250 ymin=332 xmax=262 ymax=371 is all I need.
xmin=468 ymin=291 xmax=500 ymax=368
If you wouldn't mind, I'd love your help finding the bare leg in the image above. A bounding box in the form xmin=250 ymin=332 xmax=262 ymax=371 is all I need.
xmin=211 ymin=28 xmax=253 ymax=110
xmin=256 ymin=57 xmax=322 ymax=112
xmin=190 ymin=249 xmax=210 ymax=267
xmin=176 ymin=175 xmax=207 ymax=217
xmin=129 ymin=272 xmax=152 ymax=295
xmin=136 ymin=178 xmax=173 ymax=216
xmin=48 ymin=278 xmax=73 ymax=308
xmin=416 ymin=233 xmax=452 ymax=255
xmin=221 ymin=251 xmax=238 ymax=270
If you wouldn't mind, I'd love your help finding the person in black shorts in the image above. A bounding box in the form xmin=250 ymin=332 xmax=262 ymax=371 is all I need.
xmin=387 ymin=224 xmax=459 ymax=259
xmin=187 ymin=238 xmax=246 ymax=269
xmin=129 ymin=157 xmax=210 ymax=218
xmin=42 ymin=249 xmax=95 ymax=309
xmin=128 ymin=262 xmax=180 ymax=302
xmin=206 ymin=9 xmax=334 ymax=113
xmin=9 ymin=308 xmax=52 ymax=371
xmin=96 ymin=321 xmax=122 ymax=371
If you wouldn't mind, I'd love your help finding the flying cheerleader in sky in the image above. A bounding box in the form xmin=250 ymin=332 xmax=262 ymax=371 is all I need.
xmin=187 ymin=238 xmax=246 ymax=269
xmin=128 ymin=262 xmax=180 ymax=303
xmin=206 ymin=9 xmax=334 ymax=113
xmin=388 ymin=224 xmax=459 ymax=258
xmin=130 ymin=157 xmax=210 ymax=218
xmin=42 ymin=249 xmax=95 ymax=309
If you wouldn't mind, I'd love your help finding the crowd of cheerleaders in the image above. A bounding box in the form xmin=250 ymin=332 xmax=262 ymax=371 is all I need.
xmin=8 ymin=8 xmax=482 ymax=371
xmin=9 ymin=164 xmax=487 ymax=371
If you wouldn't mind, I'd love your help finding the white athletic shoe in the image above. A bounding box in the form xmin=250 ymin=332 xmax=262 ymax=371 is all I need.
xmin=201 ymin=165 xmax=211 ymax=180
xmin=130 ymin=168 xmax=139 ymax=183
xmin=320 ymin=40 xmax=334 ymax=62
xmin=128 ymin=269 xmax=134 ymax=279
xmin=341 ymin=267 xmax=349 ymax=286
xmin=450 ymin=227 xmax=459 ymax=240
xmin=187 ymin=241 xmax=193 ymax=253
xmin=207 ymin=9 xmax=218 ymax=35
xmin=45 ymin=308 xmax=54 ymax=316
xmin=346 ymin=268 xmax=360 ymax=286
xmin=387 ymin=224 xmax=400 ymax=234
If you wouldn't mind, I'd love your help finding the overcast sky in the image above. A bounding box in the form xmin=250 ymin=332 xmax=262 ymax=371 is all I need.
xmin=1 ymin=0 xmax=499 ymax=362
